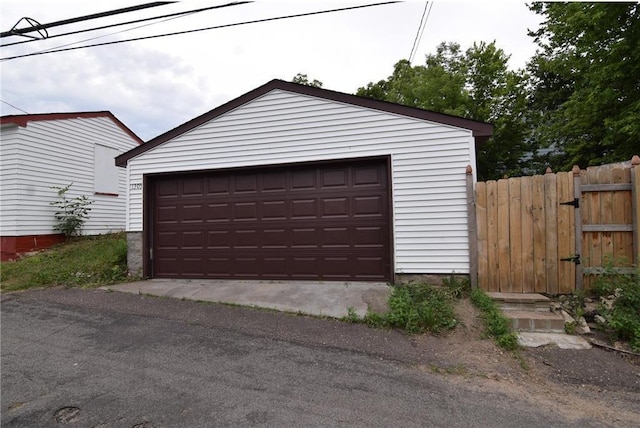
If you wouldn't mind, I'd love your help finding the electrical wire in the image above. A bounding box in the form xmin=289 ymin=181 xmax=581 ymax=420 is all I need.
xmin=29 ymin=3 xmax=248 ymax=55
xmin=1 ymin=1 xmax=400 ymax=61
xmin=408 ymin=1 xmax=432 ymax=64
xmin=1 ymin=1 xmax=175 ymax=38
xmin=0 ymin=99 xmax=29 ymax=114
xmin=1 ymin=2 xmax=252 ymax=48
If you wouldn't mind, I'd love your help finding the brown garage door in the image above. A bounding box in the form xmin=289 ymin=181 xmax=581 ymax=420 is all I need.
xmin=150 ymin=159 xmax=391 ymax=281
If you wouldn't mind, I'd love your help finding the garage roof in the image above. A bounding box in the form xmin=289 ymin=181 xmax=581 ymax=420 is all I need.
xmin=116 ymin=79 xmax=493 ymax=167
xmin=1 ymin=111 xmax=143 ymax=144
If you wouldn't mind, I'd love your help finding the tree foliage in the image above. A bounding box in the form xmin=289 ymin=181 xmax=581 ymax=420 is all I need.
xmin=357 ymin=42 xmax=533 ymax=180
xmin=292 ymin=73 xmax=323 ymax=88
xmin=528 ymin=2 xmax=640 ymax=170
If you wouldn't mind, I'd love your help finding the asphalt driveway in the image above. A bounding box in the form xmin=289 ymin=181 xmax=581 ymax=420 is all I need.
xmin=1 ymin=288 xmax=638 ymax=427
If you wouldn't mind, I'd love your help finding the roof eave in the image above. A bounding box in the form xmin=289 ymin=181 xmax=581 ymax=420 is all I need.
xmin=115 ymin=79 xmax=494 ymax=167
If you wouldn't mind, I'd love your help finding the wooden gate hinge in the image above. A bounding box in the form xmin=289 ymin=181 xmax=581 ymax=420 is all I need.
xmin=560 ymin=198 xmax=580 ymax=208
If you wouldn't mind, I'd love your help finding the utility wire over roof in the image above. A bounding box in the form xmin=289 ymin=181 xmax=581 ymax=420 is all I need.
xmin=1 ymin=1 xmax=399 ymax=61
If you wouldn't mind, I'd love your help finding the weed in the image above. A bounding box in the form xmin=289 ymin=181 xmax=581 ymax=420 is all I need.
xmin=361 ymin=281 xmax=462 ymax=334
xmin=429 ymin=364 xmax=468 ymax=375
xmin=470 ymin=288 xmax=519 ymax=351
xmin=591 ymin=262 xmax=640 ymax=352
xmin=50 ymin=183 xmax=93 ymax=237
xmin=564 ymin=321 xmax=577 ymax=335
xmin=341 ymin=307 xmax=361 ymax=323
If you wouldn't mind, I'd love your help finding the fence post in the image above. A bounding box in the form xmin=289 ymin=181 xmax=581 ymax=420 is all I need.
xmin=631 ymin=155 xmax=640 ymax=267
xmin=572 ymin=165 xmax=583 ymax=291
xmin=466 ymin=165 xmax=478 ymax=289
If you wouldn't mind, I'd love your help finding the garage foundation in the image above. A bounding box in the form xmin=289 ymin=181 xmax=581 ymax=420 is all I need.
xmin=126 ymin=231 xmax=143 ymax=277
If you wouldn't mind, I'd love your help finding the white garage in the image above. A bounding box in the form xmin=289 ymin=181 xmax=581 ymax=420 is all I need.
xmin=116 ymin=79 xmax=492 ymax=282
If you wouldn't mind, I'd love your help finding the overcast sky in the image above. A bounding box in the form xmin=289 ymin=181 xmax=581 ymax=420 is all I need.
xmin=0 ymin=0 xmax=543 ymax=141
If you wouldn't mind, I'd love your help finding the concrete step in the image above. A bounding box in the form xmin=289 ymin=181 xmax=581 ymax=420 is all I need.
xmin=486 ymin=292 xmax=552 ymax=313
xmin=503 ymin=310 xmax=566 ymax=333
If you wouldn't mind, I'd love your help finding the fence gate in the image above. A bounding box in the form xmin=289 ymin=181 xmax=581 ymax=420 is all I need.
xmin=471 ymin=157 xmax=639 ymax=294
xmin=575 ymin=163 xmax=638 ymax=290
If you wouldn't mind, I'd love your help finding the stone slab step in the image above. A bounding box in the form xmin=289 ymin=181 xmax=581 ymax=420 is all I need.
xmin=486 ymin=292 xmax=552 ymax=313
xmin=503 ymin=310 xmax=565 ymax=333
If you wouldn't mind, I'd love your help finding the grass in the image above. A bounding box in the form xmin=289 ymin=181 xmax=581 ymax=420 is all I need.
xmin=469 ymin=288 xmax=519 ymax=351
xmin=0 ymin=232 xmax=132 ymax=292
xmin=343 ymin=275 xmax=469 ymax=335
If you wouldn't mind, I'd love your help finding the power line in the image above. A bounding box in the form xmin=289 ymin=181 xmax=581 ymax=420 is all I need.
xmin=1 ymin=2 xmax=252 ymax=48
xmin=408 ymin=1 xmax=432 ymax=64
xmin=1 ymin=1 xmax=175 ymax=38
xmin=0 ymin=99 xmax=29 ymax=114
xmin=1 ymin=1 xmax=400 ymax=61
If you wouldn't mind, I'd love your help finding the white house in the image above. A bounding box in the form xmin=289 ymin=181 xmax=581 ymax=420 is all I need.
xmin=116 ymin=80 xmax=492 ymax=283
xmin=0 ymin=111 xmax=142 ymax=260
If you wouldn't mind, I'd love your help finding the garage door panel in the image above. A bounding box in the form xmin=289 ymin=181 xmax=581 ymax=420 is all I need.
xmin=292 ymin=199 xmax=317 ymax=219
xmin=182 ymin=204 xmax=205 ymax=222
xmin=354 ymin=165 xmax=384 ymax=187
xmin=234 ymin=202 xmax=258 ymax=220
xmin=207 ymin=203 xmax=231 ymax=222
xmin=182 ymin=177 xmax=204 ymax=196
xmin=206 ymin=258 xmax=232 ymax=277
xmin=263 ymin=228 xmax=288 ymax=248
xmin=234 ymin=229 xmax=258 ymax=248
xmin=322 ymin=227 xmax=350 ymax=247
xmin=182 ymin=231 xmax=205 ymax=249
xmin=157 ymin=180 xmax=179 ymax=198
xmin=235 ymin=258 xmax=259 ymax=276
xmin=207 ymin=230 xmax=230 ymax=248
xmin=261 ymin=171 xmax=286 ymax=192
xmin=207 ymin=176 xmax=230 ymax=195
xmin=291 ymin=228 xmax=318 ymax=248
xmin=321 ymin=169 xmax=348 ymax=188
xmin=321 ymin=198 xmax=349 ymax=217
xmin=354 ymin=196 xmax=383 ymax=217
xmin=234 ymin=175 xmax=258 ymax=193
xmin=263 ymin=257 xmax=287 ymax=277
xmin=262 ymin=201 xmax=287 ymax=220
xmin=152 ymin=159 xmax=390 ymax=281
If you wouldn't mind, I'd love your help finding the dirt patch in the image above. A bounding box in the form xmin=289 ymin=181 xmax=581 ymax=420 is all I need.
xmin=412 ymin=299 xmax=640 ymax=426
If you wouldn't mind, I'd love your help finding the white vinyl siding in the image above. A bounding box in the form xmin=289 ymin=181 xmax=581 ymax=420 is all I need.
xmin=126 ymin=89 xmax=477 ymax=274
xmin=0 ymin=116 xmax=138 ymax=236
xmin=0 ymin=125 xmax=20 ymax=235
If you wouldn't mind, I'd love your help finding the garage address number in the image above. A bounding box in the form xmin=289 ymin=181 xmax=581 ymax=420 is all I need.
xmin=130 ymin=183 xmax=142 ymax=190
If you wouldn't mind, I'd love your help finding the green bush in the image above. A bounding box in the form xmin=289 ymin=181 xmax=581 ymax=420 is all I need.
xmin=592 ymin=263 xmax=640 ymax=352
xmin=50 ymin=183 xmax=94 ymax=237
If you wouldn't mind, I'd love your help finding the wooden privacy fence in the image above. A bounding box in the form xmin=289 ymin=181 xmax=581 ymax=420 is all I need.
xmin=467 ymin=156 xmax=640 ymax=294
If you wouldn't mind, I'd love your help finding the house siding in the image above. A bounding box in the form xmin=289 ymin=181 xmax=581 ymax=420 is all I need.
xmin=0 ymin=125 xmax=20 ymax=235
xmin=0 ymin=116 xmax=138 ymax=236
xmin=126 ymin=89 xmax=477 ymax=274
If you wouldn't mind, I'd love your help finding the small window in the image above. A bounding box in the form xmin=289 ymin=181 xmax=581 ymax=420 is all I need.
xmin=94 ymin=144 xmax=119 ymax=195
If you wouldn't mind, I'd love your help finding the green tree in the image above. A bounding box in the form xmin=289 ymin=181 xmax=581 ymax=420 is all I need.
xmin=528 ymin=2 xmax=640 ymax=170
xmin=357 ymin=42 xmax=533 ymax=180
xmin=292 ymin=73 xmax=323 ymax=88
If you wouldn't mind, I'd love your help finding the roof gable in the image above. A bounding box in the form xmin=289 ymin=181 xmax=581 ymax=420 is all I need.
xmin=0 ymin=111 xmax=143 ymax=144
xmin=116 ymin=79 xmax=493 ymax=167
